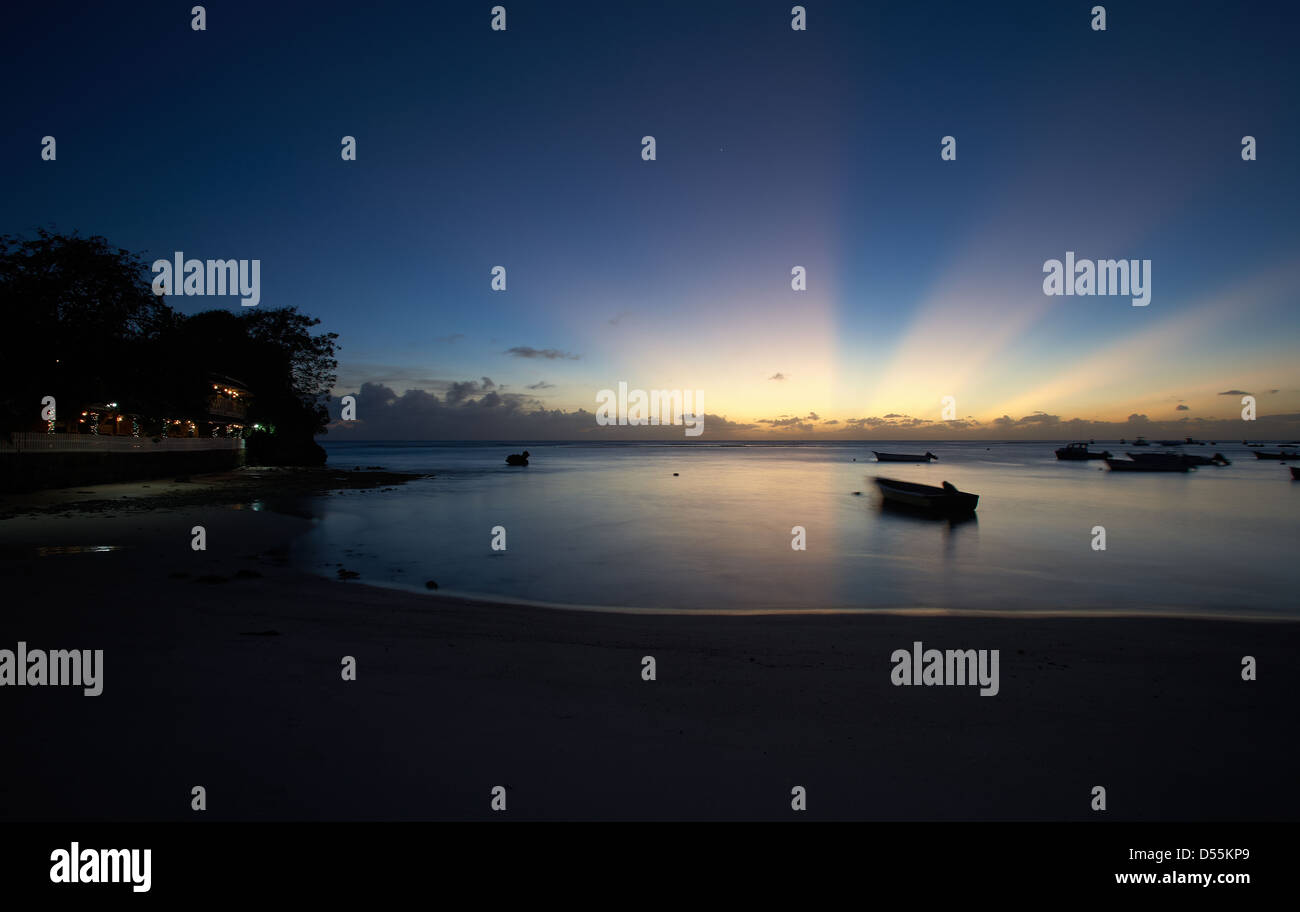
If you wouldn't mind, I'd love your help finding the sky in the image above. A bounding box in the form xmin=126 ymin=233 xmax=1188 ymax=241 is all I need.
xmin=3 ymin=1 xmax=1298 ymax=439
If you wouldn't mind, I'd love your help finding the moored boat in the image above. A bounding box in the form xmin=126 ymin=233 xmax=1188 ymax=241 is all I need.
xmin=1126 ymin=451 xmax=1186 ymax=464
xmin=1131 ymin=436 xmax=1150 ymax=446
xmin=1105 ymin=456 xmax=1190 ymax=472
xmin=875 ymin=477 xmax=978 ymax=513
xmin=1153 ymin=439 xmax=1184 ymax=447
xmin=1180 ymin=452 xmax=1230 ymax=466
xmin=1055 ymin=442 xmax=1111 ymax=460
xmin=1253 ymin=450 xmax=1295 ymax=460
xmin=873 ymin=450 xmax=937 ymax=463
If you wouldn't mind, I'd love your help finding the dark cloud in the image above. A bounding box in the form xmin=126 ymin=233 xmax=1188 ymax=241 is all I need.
xmin=435 ymin=333 xmax=464 ymax=344
xmin=322 ymin=379 xmax=1300 ymax=441
xmin=1175 ymin=404 xmax=1190 ymax=411
xmin=504 ymin=346 xmax=580 ymax=360
xmin=526 ymin=381 xmax=555 ymax=390
xmin=1218 ymin=390 xmax=1251 ymax=396
xmin=768 ymin=372 xmax=786 ymax=381
xmin=994 ymin=412 xmax=1061 ymax=427
xmin=444 ymin=379 xmax=496 ymax=404
xmin=325 ymin=382 xmax=761 ymax=440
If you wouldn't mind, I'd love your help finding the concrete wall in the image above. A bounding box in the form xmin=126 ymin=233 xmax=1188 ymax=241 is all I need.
xmin=0 ymin=444 xmax=246 ymax=493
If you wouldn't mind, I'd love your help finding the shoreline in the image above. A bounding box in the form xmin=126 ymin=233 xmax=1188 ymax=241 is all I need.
xmin=3 ymin=473 xmax=1290 ymax=622
xmin=2 ymin=493 xmax=1297 ymax=820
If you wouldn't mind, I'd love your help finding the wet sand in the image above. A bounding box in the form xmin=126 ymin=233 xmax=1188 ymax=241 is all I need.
xmin=1 ymin=487 xmax=1296 ymax=821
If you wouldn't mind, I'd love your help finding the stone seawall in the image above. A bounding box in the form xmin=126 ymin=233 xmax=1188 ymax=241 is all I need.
xmin=0 ymin=448 xmax=246 ymax=493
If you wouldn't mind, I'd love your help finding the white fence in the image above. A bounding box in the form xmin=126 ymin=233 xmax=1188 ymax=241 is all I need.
xmin=1 ymin=433 xmax=245 ymax=454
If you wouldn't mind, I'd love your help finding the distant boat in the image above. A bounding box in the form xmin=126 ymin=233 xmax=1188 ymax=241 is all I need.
xmin=1105 ymin=456 xmax=1189 ymax=472
xmin=875 ymin=477 xmax=978 ymax=513
xmin=1127 ymin=451 xmax=1188 ymax=464
xmin=1180 ymin=452 xmax=1230 ymax=467
xmin=1253 ymin=450 xmax=1294 ymax=460
xmin=505 ymin=450 xmax=530 ymax=466
xmin=874 ymin=450 xmax=937 ymax=463
xmin=1055 ymin=442 xmax=1111 ymax=460
xmin=1153 ymin=439 xmax=1184 ymax=447
xmin=1131 ymin=436 xmax=1150 ymax=446
xmin=1184 ymin=437 xmax=1207 ymax=445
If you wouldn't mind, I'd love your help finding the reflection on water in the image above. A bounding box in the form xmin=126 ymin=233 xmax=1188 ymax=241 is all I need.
xmin=235 ymin=498 xmax=318 ymax=520
xmin=296 ymin=441 xmax=1300 ymax=616
xmin=0 ymin=544 xmax=126 ymax=558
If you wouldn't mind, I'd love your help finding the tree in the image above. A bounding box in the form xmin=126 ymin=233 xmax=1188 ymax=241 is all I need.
xmin=0 ymin=229 xmax=170 ymax=430
xmin=0 ymin=230 xmax=339 ymax=465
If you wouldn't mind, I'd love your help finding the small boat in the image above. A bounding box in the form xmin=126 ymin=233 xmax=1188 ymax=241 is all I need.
xmin=1105 ymin=456 xmax=1189 ymax=472
xmin=1127 ymin=450 xmax=1187 ymax=463
xmin=1292 ymin=467 xmax=1300 ymax=480
xmin=1180 ymin=452 xmax=1230 ymax=467
xmin=1153 ymin=439 xmax=1184 ymax=447
xmin=1055 ymin=442 xmax=1111 ymax=460
xmin=873 ymin=450 xmax=937 ymax=463
xmin=1184 ymin=437 xmax=1207 ymax=445
xmin=1253 ymin=450 xmax=1294 ymax=460
xmin=505 ymin=450 xmax=530 ymax=466
xmin=875 ymin=477 xmax=978 ymax=513
xmin=1131 ymin=436 xmax=1150 ymax=446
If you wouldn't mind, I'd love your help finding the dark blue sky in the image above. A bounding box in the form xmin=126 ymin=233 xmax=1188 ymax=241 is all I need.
xmin=4 ymin=1 xmax=1297 ymax=437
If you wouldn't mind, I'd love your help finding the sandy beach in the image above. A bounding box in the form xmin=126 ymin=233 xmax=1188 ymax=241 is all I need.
xmin=1 ymin=471 xmax=1295 ymax=822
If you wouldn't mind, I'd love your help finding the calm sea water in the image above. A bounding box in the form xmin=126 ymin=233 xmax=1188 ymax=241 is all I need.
xmin=296 ymin=440 xmax=1300 ymax=617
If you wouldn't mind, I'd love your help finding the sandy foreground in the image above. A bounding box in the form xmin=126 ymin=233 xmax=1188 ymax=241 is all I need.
xmin=0 ymin=473 xmax=1296 ymax=821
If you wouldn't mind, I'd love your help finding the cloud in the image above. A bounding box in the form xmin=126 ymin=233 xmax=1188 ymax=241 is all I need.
xmin=504 ymin=346 xmax=580 ymax=360
xmin=608 ymin=311 xmax=632 ymax=326
xmin=322 ymin=374 xmax=1300 ymax=441
xmin=759 ymin=416 xmax=814 ymax=431
xmin=444 ymin=378 xmax=499 ymax=404
xmin=435 ymin=333 xmax=464 ymax=344
xmin=992 ymin=412 xmax=1061 ymax=428
xmin=768 ymin=372 xmax=786 ymax=381
xmin=324 ymin=381 xmax=763 ymax=440
xmin=1175 ymin=404 xmax=1190 ymax=411
xmin=1218 ymin=390 xmax=1251 ymax=396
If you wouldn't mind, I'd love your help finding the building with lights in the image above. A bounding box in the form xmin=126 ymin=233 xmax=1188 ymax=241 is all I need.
xmin=1 ymin=376 xmax=255 ymax=492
